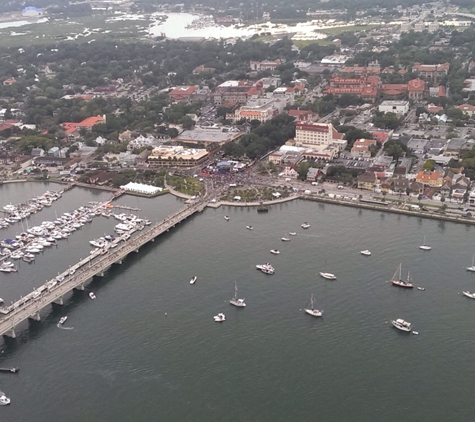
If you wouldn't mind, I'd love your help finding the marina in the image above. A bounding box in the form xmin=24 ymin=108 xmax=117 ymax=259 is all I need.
xmin=1 ymin=183 xmax=475 ymax=421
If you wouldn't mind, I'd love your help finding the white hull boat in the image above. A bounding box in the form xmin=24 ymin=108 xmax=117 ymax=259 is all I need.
xmin=360 ymin=250 xmax=371 ymax=256
xmin=214 ymin=313 xmax=226 ymax=322
xmin=301 ymin=222 xmax=311 ymax=229
xmin=270 ymin=249 xmax=280 ymax=255
xmin=289 ymin=232 xmax=296 ymax=236
xmin=391 ymin=318 xmax=412 ymax=332
xmin=304 ymin=294 xmax=323 ymax=317
xmin=224 ymin=216 xmax=230 ymax=221
xmin=229 ymin=282 xmax=246 ymax=307
xmin=89 ymin=292 xmax=96 ymax=300
xmin=466 ymin=254 xmax=475 ymax=272
xmin=463 ymin=291 xmax=475 ymax=299
xmin=190 ymin=276 xmax=197 ymax=285
xmin=281 ymin=237 xmax=290 ymax=242
xmin=246 ymin=225 xmax=254 ymax=230
xmin=419 ymin=236 xmax=431 ymax=250
xmin=319 ymin=272 xmax=336 ymax=280
xmin=59 ymin=316 xmax=68 ymax=325
xmin=0 ymin=393 xmax=10 ymax=405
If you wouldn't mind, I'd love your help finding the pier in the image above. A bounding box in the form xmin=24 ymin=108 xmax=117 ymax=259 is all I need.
xmin=0 ymin=200 xmax=208 ymax=338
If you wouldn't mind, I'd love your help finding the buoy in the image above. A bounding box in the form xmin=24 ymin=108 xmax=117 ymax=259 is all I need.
xmin=165 ymin=312 xmax=167 ymax=317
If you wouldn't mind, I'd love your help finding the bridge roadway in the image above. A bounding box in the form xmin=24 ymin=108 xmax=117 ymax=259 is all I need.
xmin=0 ymin=199 xmax=208 ymax=338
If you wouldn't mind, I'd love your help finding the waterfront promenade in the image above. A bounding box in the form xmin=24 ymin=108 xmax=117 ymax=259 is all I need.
xmin=0 ymin=199 xmax=208 ymax=338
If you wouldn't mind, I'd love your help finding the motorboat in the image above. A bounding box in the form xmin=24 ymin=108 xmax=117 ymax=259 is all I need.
xmin=0 ymin=393 xmax=10 ymax=405
xmin=246 ymin=225 xmax=254 ymax=230
xmin=419 ymin=236 xmax=431 ymax=251
xmin=56 ymin=275 xmax=65 ymax=282
xmin=281 ymin=237 xmax=290 ymax=242
xmin=463 ymin=291 xmax=475 ymax=299
xmin=256 ymin=263 xmax=275 ymax=275
xmin=360 ymin=250 xmax=371 ymax=256
xmin=319 ymin=272 xmax=336 ymax=280
xmin=391 ymin=318 xmax=412 ymax=332
xmin=59 ymin=316 xmax=68 ymax=325
xmin=301 ymin=222 xmax=311 ymax=229
xmin=417 ymin=287 xmax=425 ymax=291
xmin=270 ymin=249 xmax=280 ymax=255
xmin=289 ymin=232 xmax=297 ymax=236
xmin=213 ymin=313 xmax=226 ymax=322
xmin=89 ymin=292 xmax=96 ymax=300
xmin=229 ymin=282 xmax=246 ymax=307
xmin=390 ymin=264 xmax=414 ymax=288
xmin=224 ymin=216 xmax=230 ymax=221
xmin=190 ymin=276 xmax=197 ymax=285
xmin=304 ymin=293 xmax=323 ymax=317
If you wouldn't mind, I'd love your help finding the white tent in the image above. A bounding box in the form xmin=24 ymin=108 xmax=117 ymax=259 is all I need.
xmin=120 ymin=182 xmax=163 ymax=195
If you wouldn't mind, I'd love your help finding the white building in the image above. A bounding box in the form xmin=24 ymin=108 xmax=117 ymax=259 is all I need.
xmin=295 ymin=122 xmax=344 ymax=149
xmin=378 ymin=100 xmax=410 ymax=115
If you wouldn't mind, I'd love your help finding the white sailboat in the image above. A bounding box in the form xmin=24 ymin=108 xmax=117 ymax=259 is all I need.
xmin=229 ymin=282 xmax=246 ymax=307
xmin=190 ymin=276 xmax=197 ymax=285
xmin=419 ymin=236 xmax=431 ymax=250
xmin=304 ymin=294 xmax=323 ymax=317
xmin=390 ymin=264 xmax=414 ymax=288
xmin=319 ymin=259 xmax=336 ymax=280
xmin=463 ymin=269 xmax=475 ymax=298
xmin=466 ymin=254 xmax=475 ymax=272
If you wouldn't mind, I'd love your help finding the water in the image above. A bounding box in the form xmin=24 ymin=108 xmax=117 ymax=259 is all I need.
xmin=1 ymin=183 xmax=475 ymax=421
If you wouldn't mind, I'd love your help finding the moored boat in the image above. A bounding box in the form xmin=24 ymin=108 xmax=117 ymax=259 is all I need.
xmin=270 ymin=249 xmax=280 ymax=255
xmin=390 ymin=264 xmax=414 ymax=288
xmin=391 ymin=318 xmax=412 ymax=332
xmin=304 ymin=293 xmax=323 ymax=317
xmin=224 ymin=216 xmax=230 ymax=221
xmin=213 ymin=313 xmax=226 ymax=322
xmin=360 ymin=250 xmax=371 ymax=256
xmin=281 ymin=237 xmax=290 ymax=242
xmin=301 ymin=222 xmax=311 ymax=229
xmin=190 ymin=276 xmax=197 ymax=285
xmin=229 ymin=282 xmax=246 ymax=307
xmin=319 ymin=272 xmax=336 ymax=280
xmin=256 ymin=263 xmax=274 ymax=274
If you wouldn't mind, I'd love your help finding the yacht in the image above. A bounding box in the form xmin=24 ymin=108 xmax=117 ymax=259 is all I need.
xmin=224 ymin=216 xmax=230 ymax=221
xmin=390 ymin=264 xmax=414 ymax=288
xmin=463 ymin=291 xmax=475 ymax=299
xmin=289 ymin=232 xmax=297 ymax=236
xmin=229 ymin=282 xmax=246 ymax=307
xmin=213 ymin=313 xmax=226 ymax=322
xmin=256 ymin=263 xmax=275 ymax=275
xmin=270 ymin=249 xmax=280 ymax=255
xmin=319 ymin=272 xmax=336 ymax=280
xmin=246 ymin=225 xmax=254 ymax=230
xmin=301 ymin=222 xmax=311 ymax=229
xmin=0 ymin=393 xmax=10 ymax=405
xmin=304 ymin=294 xmax=323 ymax=317
xmin=391 ymin=318 xmax=412 ymax=332
xmin=360 ymin=250 xmax=371 ymax=256
xmin=89 ymin=292 xmax=96 ymax=300
xmin=281 ymin=237 xmax=290 ymax=242
xmin=59 ymin=316 xmax=68 ymax=325
xmin=419 ymin=236 xmax=431 ymax=251
xmin=190 ymin=276 xmax=197 ymax=285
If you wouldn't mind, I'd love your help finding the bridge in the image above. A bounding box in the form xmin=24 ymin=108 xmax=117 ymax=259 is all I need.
xmin=0 ymin=199 xmax=208 ymax=338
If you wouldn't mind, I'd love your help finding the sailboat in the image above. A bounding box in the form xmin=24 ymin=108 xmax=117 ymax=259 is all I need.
xmin=319 ymin=259 xmax=336 ymax=280
xmin=229 ymin=282 xmax=246 ymax=307
xmin=304 ymin=293 xmax=323 ymax=317
xmin=466 ymin=254 xmax=475 ymax=272
xmin=419 ymin=236 xmax=431 ymax=250
xmin=390 ymin=264 xmax=414 ymax=288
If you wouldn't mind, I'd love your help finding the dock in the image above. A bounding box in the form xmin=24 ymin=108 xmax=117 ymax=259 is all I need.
xmin=0 ymin=200 xmax=208 ymax=338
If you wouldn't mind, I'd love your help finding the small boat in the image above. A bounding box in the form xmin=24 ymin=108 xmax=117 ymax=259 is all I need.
xmin=289 ymin=232 xmax=296 ymax=236
xmin=301 ymin=222 xmax=311 ymax=229
xmin=224 ymin=216 xmax=230 ymax=221
xmin=466 ymin=254 xmax=475 ymax=272
xmin=89 ymin=292 xmax=96 ymax=300
xmin=360 ymin=250 xmax=371 ymax=256
xmin=0 ymin=393 xmax=10 ymax=405
xmin=281 ymin=237 xmax=290 ymax=242
xmin=391 ymin=318 xmax=412 ymax=332
xmin=419 ymin=236 xmax=431 ymax=251
xmin=304 ymin=293 xmax=323 ymax=317
xmin=229 ymin=282 xmax=246 ymax=307
xmin=256 ymin=263 xmax=275 ymax=275
xmin=190 ymin=276 xmax=197 ymax=285
xmin=463 ymin=291 xmax=475 ymax=299
xmin=412 ymin=331 xmax=419 ymax=335
xmin=246 ymin=225 xmax=254 ymax=230
xmin=390 ymin=264 xmax=414 ymax=288
xmin=319 ymin=272 xmax=336 ymax=280
xmin=417 ymin=287 xmax=425 ymax=291
xmin=213 ymin=313 xmax=226 ymax=322
xmin=59 ymin=316 xmax=68 ymax=325
xmin=270 ymin=249 xmax=280 ymax=255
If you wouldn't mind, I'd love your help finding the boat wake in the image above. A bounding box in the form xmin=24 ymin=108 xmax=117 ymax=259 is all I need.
xmin=57 ymin=324 xmax=74 ymax=330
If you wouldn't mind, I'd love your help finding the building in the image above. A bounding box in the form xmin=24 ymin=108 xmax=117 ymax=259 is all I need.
xmin=415 ymin=170 xmax=443 ymax=187
xmin=350 ymin=138 xmax=377 ymax=158
xmin=192 ymin=65 xmax=215 ymax=74
xmin=407 ymin=78 xmax=425 ymax=101
xmin=211 ymin=81 xmax=260 ymax=106
xmin=378 ymin=100 xmax=409 ymax=115
xmin=339 ymin=66 xmax=380 ymax=76
xmin=294 ymin=122 xmax=344 ymax=150
xmin=444 ymin=138 xmax=467 ymax=157
xmin=249 ymin=60 xmax=281 ymax=72
xmin=324 ymin=75 xmax=380 ymax=100
xmin=357 ymin=171 xmax=378 ymax=190
xmin=174 ymin=127 xmax=242 ymax=146
xmin=230 ymin=100 xmax=278 ymax=122
xmin=412 ymin=62 xmax=450 ymax=82
xmin=288 ymin=109 xmax=316 ymax=122
xmin=168 ymin=86 xmax=199 ymax=102
xmin=147 ymin=145 xmax=209 ymax=167
xmin=62 ymin=115 xmax=105 ymax=140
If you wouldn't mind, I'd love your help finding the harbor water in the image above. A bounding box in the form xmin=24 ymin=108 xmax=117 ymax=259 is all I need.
xmin=1 ymin=182 xmax=475 ymax=421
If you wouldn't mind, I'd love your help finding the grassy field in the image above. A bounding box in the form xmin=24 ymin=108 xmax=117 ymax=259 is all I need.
xmin=320 ymin=24 xmax=380 ymax=36
xmin=0 ymin=15 xmax=154 ymax=48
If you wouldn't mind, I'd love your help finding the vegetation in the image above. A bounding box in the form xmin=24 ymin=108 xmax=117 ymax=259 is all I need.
xmin=167 ymin=174 xmax=205 ymax=196
xmin=220 ymin=186 xmax=290 ymax=202
xmin=384 ymin=139 xmax=412 ymax=161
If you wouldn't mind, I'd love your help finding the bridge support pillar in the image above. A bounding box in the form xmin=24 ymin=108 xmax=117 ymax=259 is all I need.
xmin=54 ymin=296 xmax=64 ymax=305
xmin=29 ymin=311 xmax=41 ymax=321
xmin=74 ymin=282 xmax=85 ymax=291
xmin=4 ymin=327 xmax=16 ymax=338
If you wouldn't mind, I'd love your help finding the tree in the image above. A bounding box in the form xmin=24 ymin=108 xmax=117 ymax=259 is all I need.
xmin=422 ymin=159 xmax=436 ymax=171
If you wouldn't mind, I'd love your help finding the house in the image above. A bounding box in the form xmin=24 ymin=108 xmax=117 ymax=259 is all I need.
xmin=192 ymin=65 xmax=215 ymax=74
xmin=445 ymin=138 xmax=467 ymax=157
xmin=31 ymin=148 xmax=45 ymax=157
xmin=249 ymin=59 xmax=281 ymax=72
xmin=3 ymin=78 xmax=17 ymax=86
xmin=457 ymin=103 xmax=475 ymax=117
xmin=62 ymin=115 xmax=105 ymax=139
xmin=439 ymin=180 xmax=451 ymax=198
xmin=47 ymin=147 xmax=59 ymax=157
xmin=306 ymin=167 xmax=319 ymax=181
xmin=415 ymin=170 xmax=443 ymax=187
xmin=280 ymin=166 xmax=299 ymax=179
xmin=357 ymin=171 xmax=378 ymax=190
xmin=409 ymin=181 xmax=424 ymax=195
xmin=393 ymin=176 xmax=410 ymax=193
xmin=168 ymin=86 xmax=199 ymax=102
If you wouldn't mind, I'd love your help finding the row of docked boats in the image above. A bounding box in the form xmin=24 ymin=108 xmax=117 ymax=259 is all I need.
xmin=0 ymin=190 xmax=64 ymax=230
xmin=112 ymin=213 xmax=151 ymax=234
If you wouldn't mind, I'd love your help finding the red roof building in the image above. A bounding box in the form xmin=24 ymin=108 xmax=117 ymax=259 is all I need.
xmin=407 ymin=78 xmax=426 ymax=100
xmin=412 ymin=62 xmax=449 ymax=82
xmin=324 ymin=74 xmax=380 ymax=100
xmin=62 ymin=115 xmax=105 ymax=137
xmin=168 ymin=85 xmax=199 ymax=102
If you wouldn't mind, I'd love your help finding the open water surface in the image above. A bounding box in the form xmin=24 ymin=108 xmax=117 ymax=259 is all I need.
xmin=0 ymin=182 xmax=474 ymax=421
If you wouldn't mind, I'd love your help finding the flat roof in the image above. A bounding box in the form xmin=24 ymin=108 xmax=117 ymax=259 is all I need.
xmin=176 ymin=129 xmax=241 ymax=143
